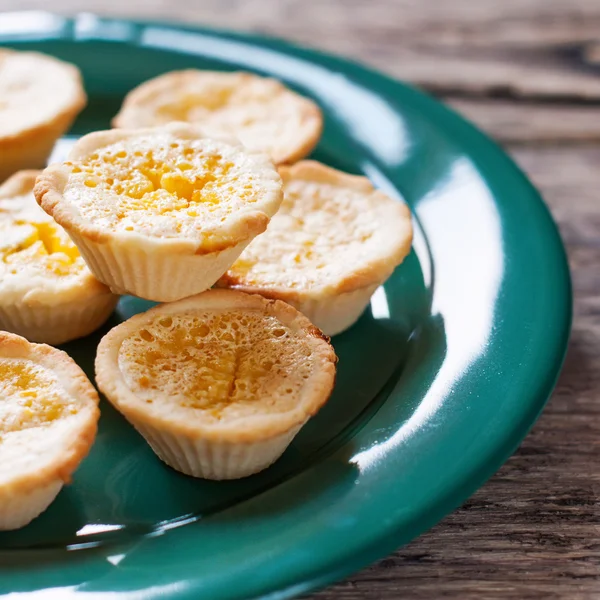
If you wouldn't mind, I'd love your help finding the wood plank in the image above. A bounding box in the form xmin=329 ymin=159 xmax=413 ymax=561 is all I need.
xmin=389 ymin=48 xmax=600 ymax=101
xmin=447 ymin=99 xmax=600 ymax=143
xmin=10 ymin=0 xmax=600 ymax=37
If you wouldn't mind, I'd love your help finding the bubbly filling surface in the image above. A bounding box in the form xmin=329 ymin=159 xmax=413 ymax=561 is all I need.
xmin=118 ymin=310 xmax=315 ymax=422
xmin=0 ymin=358 xmax=76 ymax=436
xmin=63 ymin=133 xmax=268 ymax=239
xmin=224 ymin=178 xmax=382 ymax=289
xmin=0 ymin=220 xmax=84 ymax=278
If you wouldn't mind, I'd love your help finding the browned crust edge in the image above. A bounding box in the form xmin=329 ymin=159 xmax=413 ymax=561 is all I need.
xmin=0 ymin=332 xmax=100 ymax=496
xmin=95 ymin=289 xmax=337 ymax=444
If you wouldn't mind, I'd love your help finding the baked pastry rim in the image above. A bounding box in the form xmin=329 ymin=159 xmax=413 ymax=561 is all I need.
xmin=0 ymin=331 xmax=99 ymax=497
xmin=95 ymin=289 xmax=338 ymax=444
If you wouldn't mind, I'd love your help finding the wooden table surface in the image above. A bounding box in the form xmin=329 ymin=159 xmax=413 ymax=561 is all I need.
xmin=2 ymin=1 xmax=599 ymax=598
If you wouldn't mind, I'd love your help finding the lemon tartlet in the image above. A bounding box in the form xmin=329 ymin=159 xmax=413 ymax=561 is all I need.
xmin=218 ymin=161 xmax=413 ymax=336
xmin=0 ymin=49 xmax=86 ymax=182
xmin=34 ymin=123 xmax=283 ymax=302
xmin=96 ymin=290 xmax=337 ymax=480
xmin=0 ymin=171 xmax=118 ymax=345
xmin=112 ymin=70 xmax=322 ymax=165
xmin=0 ymin=332 xmax=99 ymax=530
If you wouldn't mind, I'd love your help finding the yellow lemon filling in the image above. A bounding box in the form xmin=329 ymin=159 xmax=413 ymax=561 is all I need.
xmin=118 ymin=311 xmax=314 ymax=422
xmin=0 ymin=220 xmax=83 ymax=278
xmin=0 ymin=358 xmax=76 ymax=434
xmin=63 ymin=133 xmax=266 ymax=238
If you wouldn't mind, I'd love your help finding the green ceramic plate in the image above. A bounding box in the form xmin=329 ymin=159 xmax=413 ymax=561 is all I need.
xmin=0 ymin=12 xmax=571 ymax=600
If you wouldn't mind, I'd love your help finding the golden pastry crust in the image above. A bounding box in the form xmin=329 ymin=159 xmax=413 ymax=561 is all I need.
xmin=112 ymin=70 xmax=322 ymax=165
xmin=96 ymin=290 xmax=337 ymax=445
xmin=0 ymin=50 xmax=86 ymax=181
xmin=218 ymin=161 xmax=413 ymax=334
xmin=0 ymin=332 xmax=99 ymax=515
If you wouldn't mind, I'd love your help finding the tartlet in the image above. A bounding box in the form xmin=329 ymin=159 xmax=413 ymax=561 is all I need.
xmin=0 ymin=171 xmax=118 ymax=345
xmin=95 ymin=290 xmax=337 ymax=480
xmin=0 ymin=332 xmax=99 ymax=530
xmin=34 ymin=123 xmax=283 ymax=302
xmin=218 ymin=161 xmax=413 ymax=335
xmin=0 ymin=49 xmax=86 ymax=182
xmin=112 ymin=70 xmax=322 ymax=165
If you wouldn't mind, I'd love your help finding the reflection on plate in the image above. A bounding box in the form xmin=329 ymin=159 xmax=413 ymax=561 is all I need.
xmin=0 ymin=13 xmax=570 ymax=600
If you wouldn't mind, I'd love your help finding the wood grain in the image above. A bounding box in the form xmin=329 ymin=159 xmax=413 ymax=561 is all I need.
xmin=447 ymin=99 xmax=600 ymax=144
xmin=1 ymin=1 xmax=598 ymax=598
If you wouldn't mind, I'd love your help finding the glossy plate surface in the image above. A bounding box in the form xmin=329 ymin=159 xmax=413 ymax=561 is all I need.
xmin=0 ymin=13 xmax=571 ymax=599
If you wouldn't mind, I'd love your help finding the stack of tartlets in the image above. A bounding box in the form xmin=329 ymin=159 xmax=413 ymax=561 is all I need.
xmin=0 ymin=55 xmax=413 ymax=530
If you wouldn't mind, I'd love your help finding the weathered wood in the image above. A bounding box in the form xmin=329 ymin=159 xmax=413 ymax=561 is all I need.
xmin=447 ymin=99 xmax=600 ymax=143
xmin=392 ymin=49 xmax=600 ymax=101
xmin=2 ymin=1 xmax=599 ymax=598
